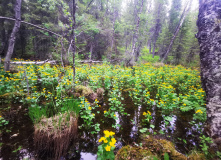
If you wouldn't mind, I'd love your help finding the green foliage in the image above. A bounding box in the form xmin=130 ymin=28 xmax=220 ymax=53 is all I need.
xmin=97 ymin=130 xmax=116 ymax=160
xmin=0 ymin=116 xmax=9 ymax=127
xmin=199 ymin=135 xmax=213 ymax=157
xmin=139 ymin=47 xmax=160 ymax=63
xmin=0 ymin=62 xmax=207 ymax=158
xmin=140 ymin=54 xmax=160 ymax=63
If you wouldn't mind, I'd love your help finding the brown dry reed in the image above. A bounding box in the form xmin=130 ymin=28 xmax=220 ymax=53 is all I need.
xmin=34 ymin=112 xmax=78 ymax=160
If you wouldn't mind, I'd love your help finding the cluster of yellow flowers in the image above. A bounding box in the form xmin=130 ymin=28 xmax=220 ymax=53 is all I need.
xmin=104 ymin=130 xmax=115 ymax=137
xmin=98 ymin=130 xmax=116 ymax=151
xmin=196 ymin=109 xmax=203 ymax=114
xmin=143 ymin=111 xmax=151 ymax=116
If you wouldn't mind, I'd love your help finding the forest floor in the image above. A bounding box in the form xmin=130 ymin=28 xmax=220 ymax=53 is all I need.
xmin=0 ymin=61 xmax=213 ymax=159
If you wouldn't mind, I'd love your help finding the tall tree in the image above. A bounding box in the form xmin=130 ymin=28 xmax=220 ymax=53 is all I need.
xmin=129 ymin=0 xmax=144 ymax=66
xmin=161 ymin=0 xmax=191 ymax=63
xmin=4 ymin=0 xmax=22 ymax=71
xmin=149 ymin=0 xmax=165 ymax=57
xmin=72 ymin=0 xmax=76 ymax=86
xmin=158 ymin=0 xmax=182 ymax=60
xmin=197 ymin=0 xmax=221 ymax=147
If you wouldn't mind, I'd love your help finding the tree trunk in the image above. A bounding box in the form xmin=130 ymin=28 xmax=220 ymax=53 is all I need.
xmin=72 ymin=0 xmax=76 ymax=87
xmin=0 ymin=20 xmax=6 ymax=56
xmin=161 ymin=0 xmax=191 ymax=63
xmin=4 ymin=0 xmax=22 ymax=71
xmin=197 ymin=0 xmax=221 ymax=146
xmin=110 ymin=1 xmax=116 ymax=59
xmin=130 ymin=0 xmax=144 ymax=66
xmin=90 ymin=43 xmax=93 ymax=60
xmin=152 ymin=3 xmax=162 ymax=58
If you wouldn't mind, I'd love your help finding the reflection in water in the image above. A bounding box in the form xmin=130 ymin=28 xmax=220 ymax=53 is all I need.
xmin=80 ymin=152 xmax=96 ymax=160
xmin=0 ymin=94 xmax=202 ymax=159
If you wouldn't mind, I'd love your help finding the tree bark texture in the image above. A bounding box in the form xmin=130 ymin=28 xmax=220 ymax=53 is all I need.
xmin=197 ymin=0 xmax=221 ymax=143
xmin=130 ymin=0 xmax=144 ymax=66
xmin=4 ymin=0 xmax=22 ymax=71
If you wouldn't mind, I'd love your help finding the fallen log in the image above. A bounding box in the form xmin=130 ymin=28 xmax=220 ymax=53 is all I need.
xmin=10 ymin=60 xmax=57 ymax=65
xmin=77 ymin=60 xmax=103 ymax=63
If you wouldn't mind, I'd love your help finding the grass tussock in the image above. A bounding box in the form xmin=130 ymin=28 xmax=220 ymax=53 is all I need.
xmin=34 ymin=112 xmax=78 ymax=160
xmin=75 ymin=85 xmax=94 ymax=96
xmin=152 ymin=62 xmax=164 ymax=67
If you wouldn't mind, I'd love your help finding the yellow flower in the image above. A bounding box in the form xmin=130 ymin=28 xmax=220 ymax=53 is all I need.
xmin=109 ymin=141 xmax=115 ymax=147
xmin=104 ymin=130 xmax=110 ymax=137
xmin=104 ymin=139 xmax=108 ymax=143
xmin=110 ymin=137 xmax=116 ymax=147
xmin=88 ymin=107 xmax=92 ymax=110
xmin=143 ymin=112 xmax=147 ymax=116
xmin=196 ymin=109 xmax=203 ymax=114
xmin=147 ymin=111 xmax=151 ymax=115
xmin=98 ymin=137 xmax=106 ymax=142
xmin=105 ymin=145 xmax=111 ymax=151
xmin=109 ymin=131 xmax=115 ymax=136
xmin=104 ymin=110 xmax=107 ymax=114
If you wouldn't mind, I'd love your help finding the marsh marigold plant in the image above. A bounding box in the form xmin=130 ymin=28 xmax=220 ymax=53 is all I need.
xmin=97 ymin=130 xmax=116 ymax=160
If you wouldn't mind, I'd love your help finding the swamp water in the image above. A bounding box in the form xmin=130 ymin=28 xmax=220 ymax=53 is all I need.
xmin=0 ymin=93 xmax=202 ymax=160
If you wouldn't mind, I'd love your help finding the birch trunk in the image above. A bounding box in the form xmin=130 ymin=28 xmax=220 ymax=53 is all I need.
xmin=161 ymin=0 xmax=191 ymax=63
xmin=4 ymin=0 xmax=22 ymax=71
xmin=197 ymin=0 xmax=221 ymax=147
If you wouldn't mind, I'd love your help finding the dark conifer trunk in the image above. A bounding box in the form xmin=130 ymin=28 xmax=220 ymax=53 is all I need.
xmin=72 ymin=0 xmax=76 ymax=87
xmin=130 ymin=0 xmax=144 ymax=66
xmin=4 ymin=0 xmax=22 ymax=71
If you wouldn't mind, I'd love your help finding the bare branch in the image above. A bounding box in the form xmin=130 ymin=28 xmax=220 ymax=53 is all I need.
xmin=0 ymin=16 xmax=62 ymax=37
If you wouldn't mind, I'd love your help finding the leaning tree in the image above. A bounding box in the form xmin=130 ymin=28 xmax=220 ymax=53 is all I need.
xmin=197 ymin=0 xmax=221 ymax=148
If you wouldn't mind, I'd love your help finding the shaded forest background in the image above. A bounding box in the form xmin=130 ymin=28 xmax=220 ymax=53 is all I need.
xmin=0 ymin=0 xmax=199 ymax=67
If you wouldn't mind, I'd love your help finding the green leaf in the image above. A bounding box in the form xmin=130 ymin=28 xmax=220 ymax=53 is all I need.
xmin=139 ymin=128 xmax=148 ymax=133
xmin=150 ymin=124 xmax=155 ymax=128
xmin=164 ymin=153 xmax=169 ymax=160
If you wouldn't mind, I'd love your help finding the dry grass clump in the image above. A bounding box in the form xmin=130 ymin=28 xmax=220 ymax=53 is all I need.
xmin=152 ymin=62 xmax=164 ymax=67
xmin=34 ymin=112 xmax=78 ymax=160
xmin=75 ymin=85 xmax=94 ymax=96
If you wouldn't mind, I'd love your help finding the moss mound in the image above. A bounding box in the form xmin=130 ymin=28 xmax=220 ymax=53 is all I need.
xmin=116 ymin=137 xmax=206 ymax=160
xmin=75 ymin=85 xmax=94 ymax=96
xmin=34 ymin=112 xmax=78 ymax=160
xmin=142 ymin=137 xmax=187 ymax=160
xmin=115 ymin=145 xmax=159 ymax=160
xmin=188 ymin=151 xmax=206 ymax=160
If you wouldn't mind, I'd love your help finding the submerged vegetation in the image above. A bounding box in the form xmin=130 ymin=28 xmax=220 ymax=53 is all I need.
xmin=0 ymin=60 xmax=212 ymax=159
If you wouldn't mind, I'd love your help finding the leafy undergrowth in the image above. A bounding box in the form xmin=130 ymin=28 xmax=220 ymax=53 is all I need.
xmin=0 ymin=61 xmax=209 ymax=158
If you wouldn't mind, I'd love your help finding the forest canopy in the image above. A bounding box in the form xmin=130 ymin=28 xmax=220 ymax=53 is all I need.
xmin=0 ymin=0 xmax=200 ymax=67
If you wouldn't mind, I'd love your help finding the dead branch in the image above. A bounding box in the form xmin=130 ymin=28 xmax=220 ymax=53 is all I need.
xmin=0 ymin=16 xmax=62 ymax=37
